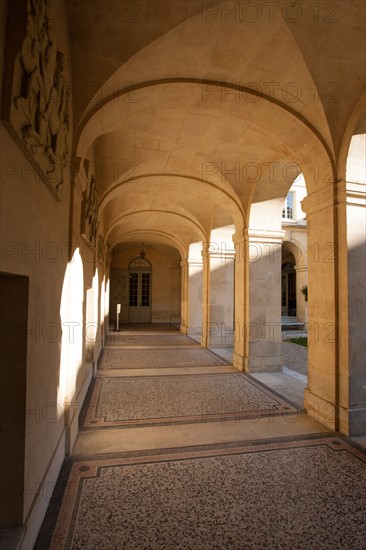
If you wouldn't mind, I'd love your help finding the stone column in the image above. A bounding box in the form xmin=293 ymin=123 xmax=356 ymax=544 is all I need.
xmin=233 ymin=229 xmax=283 ymax=372
xmin=170 ymin=266 xmax=181 ymax=325
xmin=201 ymin=246 xmax=210 ymax=347
xmin=301 ymin=182 xmax=338 ymax=431
xmin=207 ymin=245 xmax=235 ymax=347
xmin=337 ymin=180 xmax=366 ymax=436
xmin=232 ymin=231 xmax=248 ymax=370
xmin=179 ymin=260 xmax=188 ymax=334
xmin=246 ymin=229 xmax=284 ymax=372
xmin=185 ymin=244 xmax=204 ymax=338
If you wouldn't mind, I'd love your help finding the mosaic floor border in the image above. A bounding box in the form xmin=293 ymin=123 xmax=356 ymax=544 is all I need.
xmin=36 ymin=436 xmax=366 ymax=550
xmin=105 ymin=333 xmax=199 ymax=348
xmin=99 ymin=347 xmax=229 ymax=369
xmin=109 ymin=323 xmax=180 ymax=333
xmin=80 ymin=373 xmax=300 ymax=429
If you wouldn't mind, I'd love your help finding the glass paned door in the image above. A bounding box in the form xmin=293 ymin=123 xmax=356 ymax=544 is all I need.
xmin=129 ymin=271 xmax=151 ymax=322
xmin=129 ymin=273 xmax=138 ymax=306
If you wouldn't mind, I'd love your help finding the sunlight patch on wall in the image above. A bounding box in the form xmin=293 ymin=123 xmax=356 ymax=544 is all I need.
xmin=85 ymin=269 xmax=100 ymax=361
xmin=347 ymin=134 xmax=366 ymax=184
xmin=58 ymin=248 xmax=84 ymax=412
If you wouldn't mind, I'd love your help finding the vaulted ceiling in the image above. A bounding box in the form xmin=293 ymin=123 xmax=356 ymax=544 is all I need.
xmin=68 ymin=0 xmax=366 ymax=255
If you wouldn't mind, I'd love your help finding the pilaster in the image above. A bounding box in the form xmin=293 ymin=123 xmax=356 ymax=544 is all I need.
xmin=185 ymin=255 xmax=204 ymax=338
xmin=245 ymin=229 xmax=284 ymax=372
xmin=232 ymin=230 xmax=248 ymax=370
xmin=180 ymin=260 xmax=189 ymax=334
xmin=301 ymin=182 xmax=338 ymax=430
xmin=337 ymin=180 xmax=366 ymax=435
xmin=206 ymin=244 xmax=235 ymax=348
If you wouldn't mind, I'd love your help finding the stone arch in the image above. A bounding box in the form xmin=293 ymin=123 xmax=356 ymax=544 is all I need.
xmin=76 ymin=80 xmax=335 ymax=199
xmin=105 ymin=208 xmax=207 ymax=246
xmin=110 ymin=230 xmax=187 ymax=262
xmin=99 ymin=173 xmax=245 ymax=232
xmin=76 ymin=79 xmax=334 ymax=178
xmin=338 ymin=91 xmax=366 ymax=182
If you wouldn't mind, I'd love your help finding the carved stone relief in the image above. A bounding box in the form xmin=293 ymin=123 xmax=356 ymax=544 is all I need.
xmin=98 ymin=234 xmax=106 ymax=264
xmin=6 ymin=0 xmax=69 ymax=197
xmin=81 ymin=176 xmax=99 ymax=246
xmin=106 ymin=243 xmax=112 ymax=268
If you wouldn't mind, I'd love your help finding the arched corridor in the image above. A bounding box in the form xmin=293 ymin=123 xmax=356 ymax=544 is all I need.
xmin=0 ymin=1 xmax=365 ymax=548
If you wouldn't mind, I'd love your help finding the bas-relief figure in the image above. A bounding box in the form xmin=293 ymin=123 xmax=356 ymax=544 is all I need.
xmin=85 ymin=176 xmax=99 ymax=244
xmin=11 ymin=0 xmax=69 ymax=196
xmin=106 ymin=243 xmax=112 ymax=268
xmin=81 ymin=175 xmax=99 ymax=246
xmin=98 ymin=234 xmax=106 ymax=264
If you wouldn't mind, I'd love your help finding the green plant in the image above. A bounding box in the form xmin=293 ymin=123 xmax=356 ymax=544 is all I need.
xmin=301 ymin=284 xmax=308 ymax=302
xmin=289 ymin=337 xmax=308 ymax=347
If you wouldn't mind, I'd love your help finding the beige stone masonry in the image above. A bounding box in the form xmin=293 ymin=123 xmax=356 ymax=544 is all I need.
xmin=301 ymin=182 xmax=338 ymax=431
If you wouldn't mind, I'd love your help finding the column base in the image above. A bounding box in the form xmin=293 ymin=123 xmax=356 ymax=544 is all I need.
xmin=304 ymin=388 xmax=336 ymax=431
xmin=232 ymin=352 xmax=247 ymax=372
xmin=305 ymin=390 xmax=366 ymax=435
xmin=186 ymin=326 xmax=202 ymax=336
xmin=247 ymin=356 xmax=283 ymax=372
xmin=233 ymin=352 xmax=283 ymax=372
xmin=207 ymin=331 xmax=234 ymax=348
xmin=247 ymin=340 xmax=283 ymax=372
xmin=339 ymin=404 xmax=366 ymax=437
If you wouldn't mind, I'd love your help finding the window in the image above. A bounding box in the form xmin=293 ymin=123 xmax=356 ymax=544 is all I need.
xmin=282 ymin=191 xmax=295 ymax=220
xmin=129 ymin=257 xmax=151 ymax=269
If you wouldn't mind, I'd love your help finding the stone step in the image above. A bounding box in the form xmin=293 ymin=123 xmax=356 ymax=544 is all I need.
xmin=281 ymin=316 xmax=305 ymax=331
xmin=281 ymin=323 xmax=305 ymax=330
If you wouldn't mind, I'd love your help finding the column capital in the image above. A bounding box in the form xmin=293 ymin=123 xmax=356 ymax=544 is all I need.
xmin=301 ymin=181 xmax=336 ymax=215
xmin=246 ymin=228 xmax=285 ymax=244
xmin=205 ymin=245 xmax=235 ymax=260
xmin=301 ymin=180 xmax=365 ymax=214
xmin=208 ymin=251 xmax=236 ymax=260
xmin=232 ymin=229 xmax=246 ymax=244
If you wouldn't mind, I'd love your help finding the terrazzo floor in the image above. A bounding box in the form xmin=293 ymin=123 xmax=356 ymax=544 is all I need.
xmin=36 ymin=324 xmax=366 ymax=550
xmin=82 ymin=373 xmax=298 ymax=428
xmin=100 ymin=348 xmax=228 ymax=369
xmin=105 ymin=333 xmax=197 ymax=348
xmin=37 ymin=437 xmax=366 ymax=550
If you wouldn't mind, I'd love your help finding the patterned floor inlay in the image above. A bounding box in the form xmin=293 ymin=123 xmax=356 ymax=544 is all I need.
xmin=110 ymin=323 xmax=180 ymax=333
xmin=82 ymin=373 xmax=298 ymax=428
xmin=41 ymin=437 xmax=366 ymax=550
xmin=100 ymin=348 xmax=228 ymax=369
xmin=105 ymin=333 xmax=198 ymax=347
